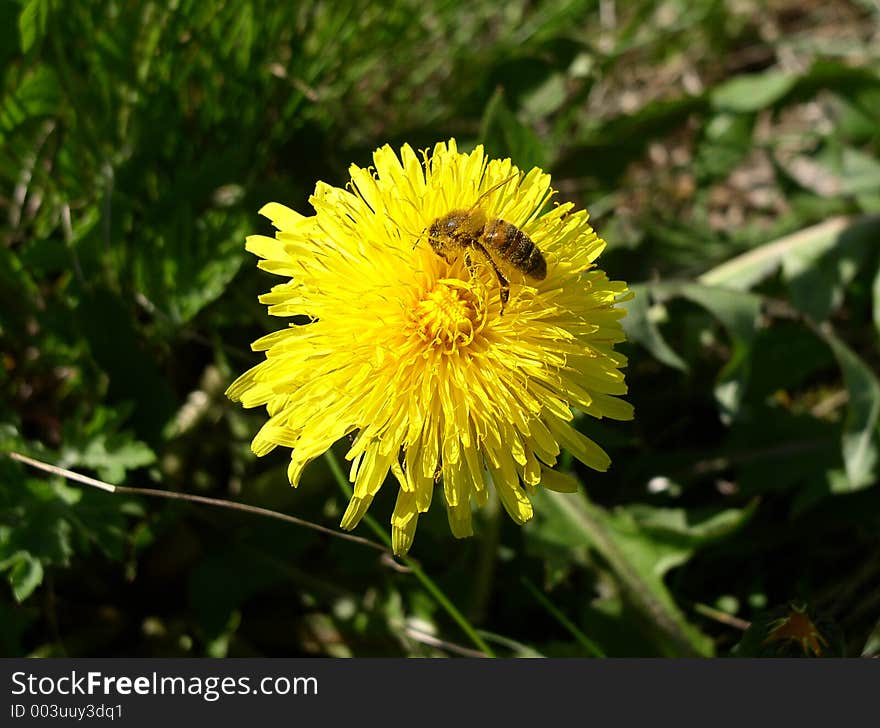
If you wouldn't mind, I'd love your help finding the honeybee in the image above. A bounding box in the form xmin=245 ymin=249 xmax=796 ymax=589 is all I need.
xmin=422 ymin=175 xmax=547 ymax=311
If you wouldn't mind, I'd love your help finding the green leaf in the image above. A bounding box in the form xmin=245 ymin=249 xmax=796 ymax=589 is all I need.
xmin=834 ymin=85 xmax=880 ymax=142
xmin=694 ymin=113 xmax=753 ymax=180
xmin=620 ymin=284 xmax=688 ymax=371
xmin=0 ymin=441 xmax=145 ymax=602
xmin=230 ymin=3 xmax=255 ymax=68
xmin=781 ymin=216 xmax=875 ymax=321
xmin=529 ymin=488 xmax=719 ymax=657
xmin=873 ymin=260 xmax=880 ymax=336
xmin=0 ymin=472 xmax=73 ymax=603
xmin=479 ymin=88 xmax=548 ymax=172
xmin=0 ymin=65 xmax=60 ymax=142
xmin=699 ymin=216 xmax=880 ymax=321
xmin=520 ymin=72 xmax=567 ymax=122
xmin=58 ymin=406 xmax=157 ymax=484
xmin=0 ymin=244 xmax=38 ymax=340
xmin=819 ymin=329 xmax=880 ymax=490
xmin=838 ymin=147 xmax=880 ymax=196
xmin=654 ymin=282 xmax=762 ymax=421
xmin=76 ymin=288 xmax=176 ymax=443
xmin=625 ymin=502 xmax=758 ymax=545
xmin=698 ymin=217 xmax=853 ymax=291
xmin=747 ymin=321 xmax=836 ymax=402
xmin=7 ymin=552 xmax=44 ymax=602
xmin=605 ymin=502 xmax=756 ymax=583
xmin=672 ymin=283 xmax=761 ymax=345
xmin=722 ymin=402 xmax=845 ymax=512
xmin=18 ymin=0 xmax=50 ymax=53
xmin=132 ymin=209 xmax=248 ymax=326
xmin=682 ymin=286 xmax=760 ymax=421
xmin=711 ymin=70 xmax=797 ymax=112
xmin=64 ymin=434 xmax=156 ymax=485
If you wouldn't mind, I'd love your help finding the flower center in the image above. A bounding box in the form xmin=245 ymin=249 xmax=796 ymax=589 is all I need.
xmin=413 ymin=280 xmax=485 ymax=354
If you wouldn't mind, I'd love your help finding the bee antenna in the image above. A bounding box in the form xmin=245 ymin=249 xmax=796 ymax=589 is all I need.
xmin=468 ymin=172 xmax=521 ymax=212
xmin=381 ymin=208 xmax=425 ymax=247
xmin=399 ymin=195 xmax=422 ymax=217
xmin=412 ymin=226 xmax=429 ymax=250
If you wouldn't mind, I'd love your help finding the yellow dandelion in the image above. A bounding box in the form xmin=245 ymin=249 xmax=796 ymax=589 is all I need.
xmin=226 ymin=139 xmax=633 ymax=555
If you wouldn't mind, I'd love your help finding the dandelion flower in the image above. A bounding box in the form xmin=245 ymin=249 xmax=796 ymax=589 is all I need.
xmin=227 ymin=139 xmax=633 ymax=555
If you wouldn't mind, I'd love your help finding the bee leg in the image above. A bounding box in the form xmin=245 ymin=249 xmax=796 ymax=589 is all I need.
xmin=428 ymin=236 xmax=453 ymax=264
xmin=463 ymin=250 xmax=476 ymax=276
xmin=472 ymin=242 xmax=510 ymax=314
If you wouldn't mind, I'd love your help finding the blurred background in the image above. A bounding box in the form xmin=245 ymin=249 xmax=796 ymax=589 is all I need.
xmin=2 ymin=0 xmax=879 ymax=658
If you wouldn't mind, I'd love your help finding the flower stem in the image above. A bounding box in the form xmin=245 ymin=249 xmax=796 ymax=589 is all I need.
xmin=322 ymin=450 xmax=496 ymax=657
xmin=522 ymin=576 xmax=605 ymax=657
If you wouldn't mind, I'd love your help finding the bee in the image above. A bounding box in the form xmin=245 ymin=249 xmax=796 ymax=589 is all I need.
xmin=422 ymin=175 xmax=547 ymax=311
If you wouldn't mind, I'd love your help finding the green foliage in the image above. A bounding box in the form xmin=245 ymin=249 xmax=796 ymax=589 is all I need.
xmin=822 ymin=331 xmax=880 ymax=490
xmin=17 ymin=0 xmax=50 ymax=54
xmin=480 ymin=89 xmax=549 ymax=172
xmin=710 ymin=70 xmax=798 ymax=113
xmin=528 ymin=488 xmax=754 ymax=656
xmin=1 ymin=0 xmax=879 ymax=658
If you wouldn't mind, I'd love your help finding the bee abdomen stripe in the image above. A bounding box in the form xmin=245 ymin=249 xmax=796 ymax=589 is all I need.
xmin=484 ymin=220 xmax=547 ymax=280
xmin=523 ymin=247 xmax=547 ymax=279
